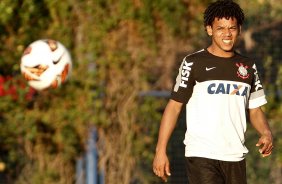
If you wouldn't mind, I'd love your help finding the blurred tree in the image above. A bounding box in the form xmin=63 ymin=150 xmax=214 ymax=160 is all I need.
xmin=0 ymin=0 xmax=281 ymax=183
xmin=237 ymin=0 xmax=282 ymax=184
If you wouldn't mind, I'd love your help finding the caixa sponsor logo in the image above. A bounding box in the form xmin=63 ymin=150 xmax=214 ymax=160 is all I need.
xmin=207 ymin=83 xmax=249 ymax=96
xmin=179 ymin=61 xmax=193 ymax=88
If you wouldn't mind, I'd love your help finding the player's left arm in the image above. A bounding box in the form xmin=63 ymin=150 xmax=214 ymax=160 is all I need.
xmin=249 ymin=107 xmax=273 ymax=157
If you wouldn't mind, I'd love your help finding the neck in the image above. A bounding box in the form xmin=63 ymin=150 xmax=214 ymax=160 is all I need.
xmin=207 ymin=46 xmax=235 ymax=58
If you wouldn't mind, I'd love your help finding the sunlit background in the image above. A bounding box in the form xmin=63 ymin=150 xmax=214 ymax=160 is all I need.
xmin=0 ymin=0 xmax=281 ymax=183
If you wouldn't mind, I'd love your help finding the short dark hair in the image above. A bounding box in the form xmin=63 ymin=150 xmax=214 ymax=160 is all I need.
xmin=204 ymin=0 xmax=245 ymax=27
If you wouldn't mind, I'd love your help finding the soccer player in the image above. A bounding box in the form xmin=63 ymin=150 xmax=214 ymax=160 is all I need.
xmin=152 ymin=0 xmax=273 ymax=183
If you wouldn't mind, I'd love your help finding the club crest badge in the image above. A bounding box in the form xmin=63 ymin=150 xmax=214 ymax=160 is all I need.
xmin=236 ymin=63 xmax=250 ymax=79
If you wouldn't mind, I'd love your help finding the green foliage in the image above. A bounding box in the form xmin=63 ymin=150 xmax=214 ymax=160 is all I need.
xmin=134 ymin=96 xmax=166 ymax=182
xmin=0 ymin=1 xmax=17 ymax=25
xmin=0 ymin=0 xmax=281 ymax=183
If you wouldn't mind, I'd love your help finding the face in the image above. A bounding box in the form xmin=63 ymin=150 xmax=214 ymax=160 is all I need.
xmin=206 ymin=17 xmax=241 ymax=57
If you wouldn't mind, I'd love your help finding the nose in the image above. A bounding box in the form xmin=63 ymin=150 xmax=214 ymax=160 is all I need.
xmin=224 ymin=29 xmax=232 ymax=36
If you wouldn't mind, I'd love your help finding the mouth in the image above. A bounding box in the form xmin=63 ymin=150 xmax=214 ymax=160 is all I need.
xmin=222 ymin=39 xmax=232 ymax=44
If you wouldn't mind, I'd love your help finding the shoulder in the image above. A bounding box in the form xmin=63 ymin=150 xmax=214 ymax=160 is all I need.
xmin=233 ymin=52 xmax=260 ymax=71
xmin=183 ymin=49 xmax=206 ymax=59
xmin=233 ymin=52 xmax=262 ymax=79
xmin=234 ymin=51 xmax=255 ymax=64
xmin=181 ymin=49 xmax=207 ymax=65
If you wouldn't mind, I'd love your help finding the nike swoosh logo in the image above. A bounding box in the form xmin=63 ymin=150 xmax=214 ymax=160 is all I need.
xmin=206 ymin=67 xmax=216 ymax=71
xmin=53 ymin=52 xmax=64 ymax=64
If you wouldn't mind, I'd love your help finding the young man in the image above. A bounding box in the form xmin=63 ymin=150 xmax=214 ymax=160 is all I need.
xmin=152 ymin=0 xmax=273 ymax=183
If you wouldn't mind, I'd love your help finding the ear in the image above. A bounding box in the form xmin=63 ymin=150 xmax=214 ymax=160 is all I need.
xmin=238 ymin=25 xmax=242 ymax=35
xmin=206 ymin=25 xmax=212 ymax=36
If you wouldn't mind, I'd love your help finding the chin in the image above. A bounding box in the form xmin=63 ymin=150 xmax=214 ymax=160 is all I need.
xmin=222 ymin=46 xmax=234 ymax=52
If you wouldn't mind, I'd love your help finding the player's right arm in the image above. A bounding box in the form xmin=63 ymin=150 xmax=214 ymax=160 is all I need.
xmin=153 ymin=99 xmax=183 ymax=182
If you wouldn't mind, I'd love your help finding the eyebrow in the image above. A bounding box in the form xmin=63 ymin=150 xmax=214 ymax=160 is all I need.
xmin=215 ymin=25 xmax=238 ymax=28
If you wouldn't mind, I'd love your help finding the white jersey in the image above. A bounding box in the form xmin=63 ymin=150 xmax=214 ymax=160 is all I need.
xmin=171 ymin=49 xmax=267 ymax=161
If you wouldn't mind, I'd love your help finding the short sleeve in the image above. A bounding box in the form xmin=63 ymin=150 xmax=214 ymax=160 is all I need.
xmin=248 ymin=63 xmax=267 ymax=109
xmin=170 ymin=56 xmax=195 ymax=104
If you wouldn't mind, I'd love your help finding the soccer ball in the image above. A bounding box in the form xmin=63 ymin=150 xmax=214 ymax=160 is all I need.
xmin=20 ymin=39 xmax=72 ymax=91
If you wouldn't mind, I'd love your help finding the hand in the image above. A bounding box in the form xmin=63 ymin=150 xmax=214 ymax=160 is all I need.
xmin=256 ymin=133 xmax=273 ymax=157
xmin=152 ymin=151 xmax=171 ymax=182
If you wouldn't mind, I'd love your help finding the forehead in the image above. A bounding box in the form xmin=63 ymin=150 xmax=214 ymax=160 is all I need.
xmin=212 ymin=17 xmax=238 ymax=26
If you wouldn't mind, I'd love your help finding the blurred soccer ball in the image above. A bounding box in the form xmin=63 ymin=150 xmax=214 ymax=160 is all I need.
xmin=20 ymin=39 xmax=72 ymax=91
